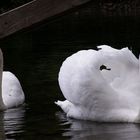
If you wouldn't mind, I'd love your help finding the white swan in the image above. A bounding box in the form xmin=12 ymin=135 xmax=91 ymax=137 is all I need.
xmin=0 ymin=49 xmax=25 ymax=110
xmin=55 ymin=45 xmax=140 ymax=123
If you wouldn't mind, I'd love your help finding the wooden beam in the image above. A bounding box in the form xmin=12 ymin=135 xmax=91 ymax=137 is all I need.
xmin=0 ymin=0 xmax=90 ymax=39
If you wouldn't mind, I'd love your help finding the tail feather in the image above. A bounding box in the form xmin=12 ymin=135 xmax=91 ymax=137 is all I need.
xmin=55 ymin=100 xmax=72 ymax=114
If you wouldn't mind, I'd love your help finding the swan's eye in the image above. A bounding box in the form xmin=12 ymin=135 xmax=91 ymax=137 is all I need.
xmin=100 ymin=65 xmax=111 ymax=71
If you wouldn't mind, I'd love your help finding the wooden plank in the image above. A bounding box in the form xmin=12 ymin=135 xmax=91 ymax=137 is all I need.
xmin=0 ymin=0 xmax=90 ymax=39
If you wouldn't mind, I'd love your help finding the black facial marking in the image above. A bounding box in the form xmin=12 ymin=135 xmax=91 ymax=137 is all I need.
xmin=100 ymin=65 xmax=111 ymax=71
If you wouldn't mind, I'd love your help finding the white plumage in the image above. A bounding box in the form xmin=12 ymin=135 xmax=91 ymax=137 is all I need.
xmin=55 ymin=45 xmax=140 ymax=123
xmin=0 ymin=49 xmax=25 ymax=110
xmin=2 ymin=72 xmax=25 ymax=109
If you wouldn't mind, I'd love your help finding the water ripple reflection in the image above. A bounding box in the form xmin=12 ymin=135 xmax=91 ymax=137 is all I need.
xmin=3 ymin=107 xmax=25 ymax=139
xmin=56 ymin=111 xmax=140 ymax=140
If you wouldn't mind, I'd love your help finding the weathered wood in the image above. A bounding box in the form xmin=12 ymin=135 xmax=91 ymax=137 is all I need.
xmin=0 ymin=0 xmax=90 ymax=39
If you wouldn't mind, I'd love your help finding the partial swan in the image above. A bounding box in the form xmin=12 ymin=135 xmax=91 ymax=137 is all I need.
xmin=55 ymin=45 xmax=140 ymax=123
xmin=0 ymin=49 xmax=25 ymax=110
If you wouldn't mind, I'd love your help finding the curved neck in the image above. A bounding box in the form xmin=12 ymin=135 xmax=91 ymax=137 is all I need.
xmin=0 ymin=49 xmax=5 ymax=110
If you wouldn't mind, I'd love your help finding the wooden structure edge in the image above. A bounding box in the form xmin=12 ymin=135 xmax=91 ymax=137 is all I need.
xmin=0 ymin=0 xmax=90 ymax=39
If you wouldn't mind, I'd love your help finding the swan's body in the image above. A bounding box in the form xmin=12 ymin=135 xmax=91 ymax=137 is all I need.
xmin=2 ymin=72 xmax=25 ymax=109
xmin=0 ymin=49 xmax=24 ymax=110
xmin=55 ymin=45 xmax=140 ymax=123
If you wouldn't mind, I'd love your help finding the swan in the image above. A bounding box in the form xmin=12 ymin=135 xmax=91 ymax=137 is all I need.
xmin=55 ymin=45 xmax=140 ymax=123
xmin=0 ymin=49 xmax=25 ymax=110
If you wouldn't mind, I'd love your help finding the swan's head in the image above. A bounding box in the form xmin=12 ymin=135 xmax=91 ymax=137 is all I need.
xmin=97 ymin=45 xmax=139 ymax=85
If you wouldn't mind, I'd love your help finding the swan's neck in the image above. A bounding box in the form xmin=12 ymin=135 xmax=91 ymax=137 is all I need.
xmin=0 ymin=49 xmax=5 ymax=110
xmin=139 ymin=55 xmax=140 ymax=76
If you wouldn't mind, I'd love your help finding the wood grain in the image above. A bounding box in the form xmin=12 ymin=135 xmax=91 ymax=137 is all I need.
xmin=0 ymin=0 xmax=90 ymax=39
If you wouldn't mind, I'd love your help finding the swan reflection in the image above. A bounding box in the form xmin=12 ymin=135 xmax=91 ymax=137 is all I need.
xmin=0 ymin=107 xmax=25 ymax=140
xmin=56 ymin=111 xmax=140 ymax=140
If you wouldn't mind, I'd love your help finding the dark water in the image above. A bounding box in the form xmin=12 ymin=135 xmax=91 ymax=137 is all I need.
xmin=1 ymin=5 xmax=140 ymax=140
